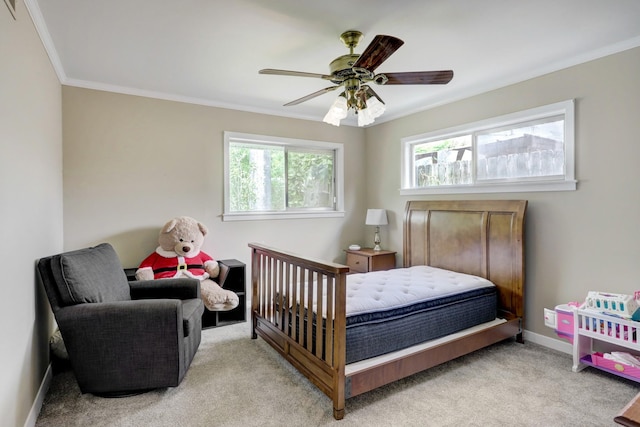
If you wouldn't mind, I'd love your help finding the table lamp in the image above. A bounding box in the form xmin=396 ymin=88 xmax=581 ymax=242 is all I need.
xmin=365 ymin=209 xmax=388 ymax=251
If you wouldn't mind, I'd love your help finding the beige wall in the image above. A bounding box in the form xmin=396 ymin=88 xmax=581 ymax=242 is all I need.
xmin=62 ymin=88 xmax=366 ymax=268
xmin=0 ymin=2 xmax=63 ymax=426
xmin=365 ymin=46 xmax=640 ymax=339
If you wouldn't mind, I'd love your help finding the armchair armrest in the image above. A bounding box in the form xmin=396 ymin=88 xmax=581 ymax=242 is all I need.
xmin=56 ymin=299 xmax=184 ymax=343
xmin=129 ymin=278 xmax=200 ymax=300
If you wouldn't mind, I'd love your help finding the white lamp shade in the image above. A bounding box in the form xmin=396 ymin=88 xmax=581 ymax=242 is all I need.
xmin=365 ymin=209 xmax=388 ymax=226
xmin=357 ymin=107 xmax=374 ymax=127
xmin=367 ymin=96 xmax=386 ymax=119
xmin=322 ymin=95 xmax=348 ymax=126
xmin=357 ymin=97 xmax=386 ymax=127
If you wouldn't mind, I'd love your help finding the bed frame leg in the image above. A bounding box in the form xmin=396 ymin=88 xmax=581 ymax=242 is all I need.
xmin=333 ymin=407 xmax=345 ymax=420
xmin=251 ymin=314 xmax=257 ymax=339
xmin=516 ymin=318 xmax=524 ymax=343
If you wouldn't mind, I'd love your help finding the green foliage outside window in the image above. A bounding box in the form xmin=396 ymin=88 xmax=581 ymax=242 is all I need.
xmin=229 ymin=143 xmax=334 ymax=212
xmin=287 ymin=150 xmax=334 ymax=209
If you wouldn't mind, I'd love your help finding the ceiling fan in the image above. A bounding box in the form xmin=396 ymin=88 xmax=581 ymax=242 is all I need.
xmin=259 ymin=30 xmax=454 ymax=126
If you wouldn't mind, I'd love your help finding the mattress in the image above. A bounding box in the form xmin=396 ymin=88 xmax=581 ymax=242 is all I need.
xmin=344 ymin=266 xmax=497 ymax=363
xmin=290 ymin=266 xmax=498 ymax=364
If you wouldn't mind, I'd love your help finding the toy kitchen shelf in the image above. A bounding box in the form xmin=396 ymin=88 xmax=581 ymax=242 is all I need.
xmin=559 ymin=306 xmax=640 ymax=382
xmin=572 ymin=308 xmax=640 ymax=381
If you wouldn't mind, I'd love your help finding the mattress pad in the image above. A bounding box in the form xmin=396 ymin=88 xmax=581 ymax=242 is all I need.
xmin=345 ymin=265 xmax=495 ymax=317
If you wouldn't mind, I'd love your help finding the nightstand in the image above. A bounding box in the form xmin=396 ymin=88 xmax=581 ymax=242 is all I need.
xmin=344 ymin=248 xmax=396 ymax=273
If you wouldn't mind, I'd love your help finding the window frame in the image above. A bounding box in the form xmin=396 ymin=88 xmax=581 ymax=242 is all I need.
xmin=223 ymin=131 xmax=345 ymax=221
xmin=400 ymin=100 xmax=577 ymax=195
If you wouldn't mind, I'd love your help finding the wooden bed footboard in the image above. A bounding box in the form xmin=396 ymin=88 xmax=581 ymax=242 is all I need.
xmin=249 ymin=243 xmax=350 ymax=419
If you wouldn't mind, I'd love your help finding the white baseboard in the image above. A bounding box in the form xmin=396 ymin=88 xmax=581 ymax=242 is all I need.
xmin=524 ymin=329 xmax=573 ymax=355
xmin=24 ymin=363 xmax=52 ymax=427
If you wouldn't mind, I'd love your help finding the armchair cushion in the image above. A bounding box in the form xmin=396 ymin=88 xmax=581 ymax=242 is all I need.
xmin=57 ymin=243 xmax=130 ymax=305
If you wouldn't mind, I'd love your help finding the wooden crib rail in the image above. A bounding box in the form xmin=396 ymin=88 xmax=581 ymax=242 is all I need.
xmin=249 ymin=243 xmax=350 ymax=419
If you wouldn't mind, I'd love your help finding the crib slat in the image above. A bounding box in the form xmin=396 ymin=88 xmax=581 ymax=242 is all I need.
xmin=275 ymin=259 xmax=283 ymax=329
xmin=283 ymin=261 xmax=290 ymax=335
xmin=259 ymin=253 xmax=266 ymax=319
xmin=291 ymin=265 xmax=299 ymax=341
xmin=268 ymin=257 xmax=275 ymax=322
xmin=325 ymin=275 xmax=334 ymax=363
xmin=298 ymin=267 xmax=306 ymax=347
xmin=306 ymin=269 xmax=314 ymax=351
xmin=315 ymin=273 xmax=324 ymax=358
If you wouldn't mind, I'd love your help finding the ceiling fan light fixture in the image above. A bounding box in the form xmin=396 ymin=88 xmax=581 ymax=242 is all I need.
xmin=366 ymin=96 xmax=386 ymax=119
xmin=323 ymin=93 xmax=349 ymax=126
xmin=357 ymin=107 xmax=374 ymax=127
xmin=356 ymin=90 xmax=385 ymax=127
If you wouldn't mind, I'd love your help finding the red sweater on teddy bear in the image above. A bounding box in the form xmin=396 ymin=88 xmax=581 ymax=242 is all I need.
xmin=137 ymin=248 xmax=214 ymax=280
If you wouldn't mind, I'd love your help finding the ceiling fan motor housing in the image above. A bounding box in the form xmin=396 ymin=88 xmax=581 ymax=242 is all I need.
xmin=329 ymin=30 xmax=367 ymax=83
xmin=329 ymin=54 xmax=360 ymax=80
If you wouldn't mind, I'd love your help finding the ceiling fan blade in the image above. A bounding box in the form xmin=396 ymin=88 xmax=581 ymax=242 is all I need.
xmin=352 ymin=35 xmax=404 ymax=72
xmin=378 ymin=70 xmax=454 ymax=85
xmin=284 ymin=86 xmax=340 ymax=106
xmin=363 ymin=85 xmax=385 ymax=104
xmin=259 ymin=69 xmax=333 ymax=80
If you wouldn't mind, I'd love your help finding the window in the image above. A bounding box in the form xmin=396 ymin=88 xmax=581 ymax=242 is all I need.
xmin=223 ymin=132 xmax=344 ymax=221
xmin=401 ymin=100 xmax=576 ymax=195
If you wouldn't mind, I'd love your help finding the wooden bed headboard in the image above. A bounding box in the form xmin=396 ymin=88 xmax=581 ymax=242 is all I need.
xmin=403 ymin=200 xmax=527 ymax=321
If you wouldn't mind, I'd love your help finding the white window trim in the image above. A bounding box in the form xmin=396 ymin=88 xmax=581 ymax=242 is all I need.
xmin=400 ymin=100 xmax=577 ymax=195
xmin=223 ymin=131 xmax=345 ymax=221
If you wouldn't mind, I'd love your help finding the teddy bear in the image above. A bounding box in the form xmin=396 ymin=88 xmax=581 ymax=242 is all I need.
xmin=135 ymin=216 xmax=239 ymax=311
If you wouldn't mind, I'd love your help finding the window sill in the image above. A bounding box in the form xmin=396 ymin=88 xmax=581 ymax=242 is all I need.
xmin=399 ymin=180 xmax=577 ymax=196
xmin=222 ymin=210 xmax=346 ymax=222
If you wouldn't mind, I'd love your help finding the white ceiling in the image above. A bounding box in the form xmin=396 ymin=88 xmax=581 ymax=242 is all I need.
xmin=29 ymin=0 xmax=640 ymax=127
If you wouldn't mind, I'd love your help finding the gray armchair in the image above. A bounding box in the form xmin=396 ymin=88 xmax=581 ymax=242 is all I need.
xmin=37 ymin=243 xmax=204 ymax=395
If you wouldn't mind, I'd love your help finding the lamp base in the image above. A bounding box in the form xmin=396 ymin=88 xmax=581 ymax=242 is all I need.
xmin=373 ymin=228 xmax=381 ymax=251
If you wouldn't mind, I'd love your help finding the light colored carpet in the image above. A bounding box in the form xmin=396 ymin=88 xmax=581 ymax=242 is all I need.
xmin=36 ymin=322 xmax=639 ymax=427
